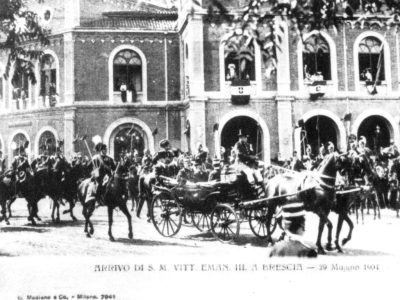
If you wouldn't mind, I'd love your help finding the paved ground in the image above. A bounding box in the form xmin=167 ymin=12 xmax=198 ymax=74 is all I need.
xmin=0 ymin=196 xmax=399 ymax=257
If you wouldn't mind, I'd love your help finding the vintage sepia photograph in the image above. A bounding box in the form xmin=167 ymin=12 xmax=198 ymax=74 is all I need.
xmin=0 ymin=0 xmax=399 ymax=299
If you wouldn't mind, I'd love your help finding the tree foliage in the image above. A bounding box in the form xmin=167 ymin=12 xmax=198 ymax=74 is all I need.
xmin=202 ymin=0 xmax=400 ymax=76
xmin=0 ymin=0 xmax=49 ymax=84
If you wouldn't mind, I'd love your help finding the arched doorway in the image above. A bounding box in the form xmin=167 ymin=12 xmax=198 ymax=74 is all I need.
xmin=104 ymin=117 xmax=155 ymax=160
xmin=220 ymin=116 xmax=263 ymax=161
xmin=112 ymin=125 xmax=145 ymax=161
xmin=37 ymin=130 xmax=57 ymax=155
xmin=10 ymin=132 xmax=29 ymax=158
xmin=109 ymin=123 xmax=148 ymax=161
xmin=303 ymin=115 xmax=339 ymax=155
xmin=357 ymin=115 xmax=392 ymax=151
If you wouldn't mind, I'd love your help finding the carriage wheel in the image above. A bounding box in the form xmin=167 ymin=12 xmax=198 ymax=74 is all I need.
xmin=210 ymin=204 xmax=240 ymax=243
xmin=150 ymin=193 xmax=182 ymax=237
xmin=248 ymin=207 xmax=277 ymax=238
xmin=191 ymin=212 xmax=211 ymax=232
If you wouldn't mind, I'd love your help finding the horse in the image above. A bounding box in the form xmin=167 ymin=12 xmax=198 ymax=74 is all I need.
xmin=78 ymin=160 xmax=133 ymax=241
xmin=0 ymin=171 xmax=16 ymax=225
xmin=263 ymin=154 xmax=337 ymax=254
xmin=15 ymin=170 xmax=44 ymax=225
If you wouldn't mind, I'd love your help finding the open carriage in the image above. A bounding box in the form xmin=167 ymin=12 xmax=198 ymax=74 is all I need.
xmin=149 ymin=171 xmax=279 ymax=243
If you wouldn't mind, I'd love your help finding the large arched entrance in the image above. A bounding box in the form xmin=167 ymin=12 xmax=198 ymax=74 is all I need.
xmin=104 ymin=117 xmax=154 ymax=161
xmin=10 ymin=132 xmax=30 ymax=158
xmin=220 ymin=116 xmax=263 ymax=161
xmin=303 ymin=115 xmax=339 ymax=155
xmin=357 ymin=115 xmax=392 ymax=151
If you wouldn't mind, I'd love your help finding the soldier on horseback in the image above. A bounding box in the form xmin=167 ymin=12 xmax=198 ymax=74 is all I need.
xmin=12 ymin=143 xmax=31 ymax=182
xmin=85 ymin=142 xmax=116 ymax=204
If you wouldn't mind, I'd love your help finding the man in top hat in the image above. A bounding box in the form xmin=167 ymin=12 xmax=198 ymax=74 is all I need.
xmin=85 ymin=142 xmax=116 ymax=204
xmin=269 ymin=203 xmax=317 ymax=257
xmin=208 ymin=157 xmax=222 ymax=182
xmin=235 ymin=129 xmax=255 ymax=166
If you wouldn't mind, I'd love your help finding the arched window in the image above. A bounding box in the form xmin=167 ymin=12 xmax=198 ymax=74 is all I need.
xmin=358 ymin=37 xmax=385 ymax=82
xmin=113 ymin=49 xmax=142 ymax=93
xmin=303 ymin=35 xmax=331 ymax=80
xmin=38 ymin=130 xmax=56 ymax=155
xmin=11 ymin=63 xmax=29 ymax=109
xmin=224 ymin=36 xmax=256 ymax=81
xmin=40 ymin=54 xmax=57 ymax=102
xmin=11 ymin=133 xmax=28 ymax=157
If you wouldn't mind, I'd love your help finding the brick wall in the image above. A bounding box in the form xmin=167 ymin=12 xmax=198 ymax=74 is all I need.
xmin=73 ymin=32 xmax=180 ymax=102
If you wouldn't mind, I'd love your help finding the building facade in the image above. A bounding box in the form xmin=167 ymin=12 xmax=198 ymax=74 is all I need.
xmin=0 ymin=0 xmax=399 ymax=164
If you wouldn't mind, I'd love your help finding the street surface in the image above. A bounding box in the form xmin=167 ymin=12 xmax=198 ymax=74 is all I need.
xmin=0 ymin=197 xmax=399 ymax=257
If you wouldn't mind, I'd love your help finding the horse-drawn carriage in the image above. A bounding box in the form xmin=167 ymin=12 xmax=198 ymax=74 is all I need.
xmin=149 ymin=170 xmax=279 ymax=243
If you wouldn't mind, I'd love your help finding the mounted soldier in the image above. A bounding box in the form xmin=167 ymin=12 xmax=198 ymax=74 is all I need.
xmin=12 ymin=142 xmax=31 ymax=182
xmin=51 ymin=140 xmax=68 ymax=183
xmin=85 ymin=142 xmax=116 ymax=204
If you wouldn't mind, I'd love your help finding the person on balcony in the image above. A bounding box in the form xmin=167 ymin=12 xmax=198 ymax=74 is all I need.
xmin=119 ymin=81 xmax=127 ymax=103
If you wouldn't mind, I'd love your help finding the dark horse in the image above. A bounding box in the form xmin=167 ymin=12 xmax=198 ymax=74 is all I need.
xmin=0 ymin=171 xmax=16 ymax=225
xmin=264 ymin=154 xmax=337 ymax=254
xmin=78 ymin=161 xmax=133 ymax=241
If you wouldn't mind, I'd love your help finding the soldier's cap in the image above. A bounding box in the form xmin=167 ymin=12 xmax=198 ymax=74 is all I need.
xmin=159 ymin=139 xmax=170 ymax=149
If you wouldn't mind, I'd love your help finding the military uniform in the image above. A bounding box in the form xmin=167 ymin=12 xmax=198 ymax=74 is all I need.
xmin=85 ymin=143 xmax=116 ymax=203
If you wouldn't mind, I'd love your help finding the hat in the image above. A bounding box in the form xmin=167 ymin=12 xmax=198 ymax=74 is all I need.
xmin=238 ymin=129 xmax=246 ymax=137
xmin=159 ymin=139 xmax=170 ymax=149
xmin=95 ymin=143 xmax=106 ymax=152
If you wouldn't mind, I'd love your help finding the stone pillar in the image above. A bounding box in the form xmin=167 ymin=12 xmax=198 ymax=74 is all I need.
xmin=276 ymin=96 xmax=294 ymax=160
xmin=63 ymin=32 xmax=75 ymax=105
xmin=64 ymin=110 xmax=76 ymax=159
xmin=188 ymin=99 xmax=206 ymax=152
xmin=186 ymin=15 xmax=205 ymax=98
xmin=275 ymin=20 xmax=291 ymax=92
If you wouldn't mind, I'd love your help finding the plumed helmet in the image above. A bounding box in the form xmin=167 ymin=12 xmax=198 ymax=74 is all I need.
xmin=159 ymin=139 xmax=170 ymax=149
